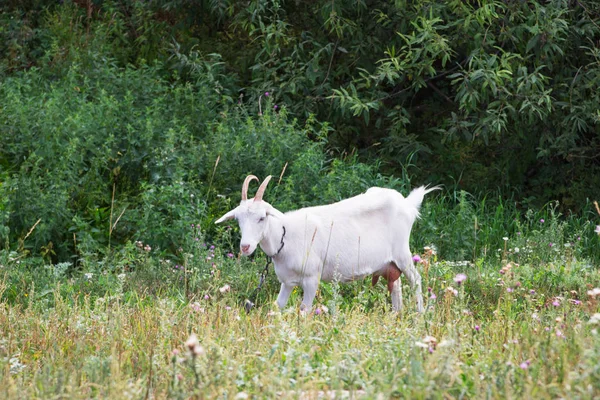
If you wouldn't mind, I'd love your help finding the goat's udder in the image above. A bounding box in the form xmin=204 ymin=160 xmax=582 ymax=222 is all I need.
xmin=371 ymin=263 xmax=403 ymax=293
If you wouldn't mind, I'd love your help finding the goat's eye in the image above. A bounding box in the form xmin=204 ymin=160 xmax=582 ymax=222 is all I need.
xmin=258 ymin=217 xmax=265 ymax=222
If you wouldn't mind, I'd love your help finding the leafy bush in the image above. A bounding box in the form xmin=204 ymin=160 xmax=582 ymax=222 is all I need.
xmin=1 ymin=0 xmax=599 ymax=267
xmin=0 ymin=56 xmax=387 ymax=261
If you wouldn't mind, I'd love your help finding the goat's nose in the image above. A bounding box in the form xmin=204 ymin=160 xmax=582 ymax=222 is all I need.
xmin=241 ymin=244 xmax=250 ymax=253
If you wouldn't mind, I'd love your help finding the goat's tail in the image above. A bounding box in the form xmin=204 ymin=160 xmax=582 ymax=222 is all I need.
xmin=403 ymin=185 xmax=441 ymax=223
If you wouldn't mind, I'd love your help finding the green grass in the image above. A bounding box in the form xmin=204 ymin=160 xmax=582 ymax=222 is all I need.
xmin=1 ymin=241 xmax=600 ymax=399
xmin=1 ymin=189 xmax=599 ymax=399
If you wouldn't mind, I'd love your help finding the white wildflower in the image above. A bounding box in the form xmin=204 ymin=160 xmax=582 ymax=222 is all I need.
xmin=438 ymin=339 xmax=455 ymax=348
xmin=587 ymin=288 xmax=600 ymax=297
xmin=446 ymin=286 xmax=458 ymax=296
xmin=422 ymin=335 xmax=437 ymax=345
xmin=185 ymin=333 xmax=199 ymax=350
xmin=9 ymin=355 xmax=26 ymax=375
xmin=219 ymin=284 xmax=231 ymax=294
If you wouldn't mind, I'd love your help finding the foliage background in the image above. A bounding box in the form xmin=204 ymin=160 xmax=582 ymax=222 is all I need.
xmin=0 ymin=0 xmax=599 ymax=261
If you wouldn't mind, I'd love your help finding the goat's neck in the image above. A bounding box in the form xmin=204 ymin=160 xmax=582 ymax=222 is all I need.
xmin=260 ymin=215 xmax=286 ymax=258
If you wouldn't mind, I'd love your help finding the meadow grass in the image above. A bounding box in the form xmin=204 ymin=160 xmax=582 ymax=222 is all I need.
xmin=1 ymin=193 xmax=599 ymax=399
xmin=1 ymin=246 xmax=599 ymax=399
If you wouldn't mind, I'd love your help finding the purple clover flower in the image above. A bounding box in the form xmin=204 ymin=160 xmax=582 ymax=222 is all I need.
xmin=520 ymin=362 xmax=529 ymax=370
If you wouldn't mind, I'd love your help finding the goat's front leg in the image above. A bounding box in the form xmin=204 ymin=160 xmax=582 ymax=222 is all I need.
xmin=276 ymin=283 xmax=294 ymax=309
xmin=299 ymin=277 xmax=319 ymax=312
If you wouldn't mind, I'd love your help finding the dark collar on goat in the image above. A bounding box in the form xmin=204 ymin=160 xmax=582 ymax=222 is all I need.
xmin=267 ymin=225 xmax=286 ymax=258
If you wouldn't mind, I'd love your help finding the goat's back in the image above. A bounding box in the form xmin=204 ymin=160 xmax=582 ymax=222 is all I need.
xmin=285 ymin=187 xmax=411 ymax=222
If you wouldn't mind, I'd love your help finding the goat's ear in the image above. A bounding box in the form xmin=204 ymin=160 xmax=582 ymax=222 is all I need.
xmin=215 ymin=209 xmax=236 ymax=224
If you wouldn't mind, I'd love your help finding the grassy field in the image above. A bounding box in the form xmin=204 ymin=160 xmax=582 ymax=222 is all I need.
xmin=2 ymin=3 xmax=600 ymax=397
xmin=2 ymin=237 xmax=600 ymax=399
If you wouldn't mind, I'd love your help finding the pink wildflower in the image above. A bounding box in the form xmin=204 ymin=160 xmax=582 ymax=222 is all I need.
xmin=454 ymin=273 xmax=467 ymax=285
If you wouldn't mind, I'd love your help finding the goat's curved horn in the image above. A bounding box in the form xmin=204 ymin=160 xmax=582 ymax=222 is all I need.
xmin=241 ymin=175 xmax=259 ymax=201
xmin=254 ymin=176 xmax=272 ymax=202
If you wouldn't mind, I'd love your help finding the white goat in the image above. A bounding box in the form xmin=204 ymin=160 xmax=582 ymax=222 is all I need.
xmin=216 ymin=175 xmax=438 ymax=312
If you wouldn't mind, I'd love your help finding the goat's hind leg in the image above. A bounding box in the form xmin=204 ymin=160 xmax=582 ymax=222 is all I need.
xmin=390 ymin=279 xmax=403 ymax=311
xmin=395 ymin=253 xmax=424 ymax=313
xmin=382 ymin=263 xmax=403 ymax=312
